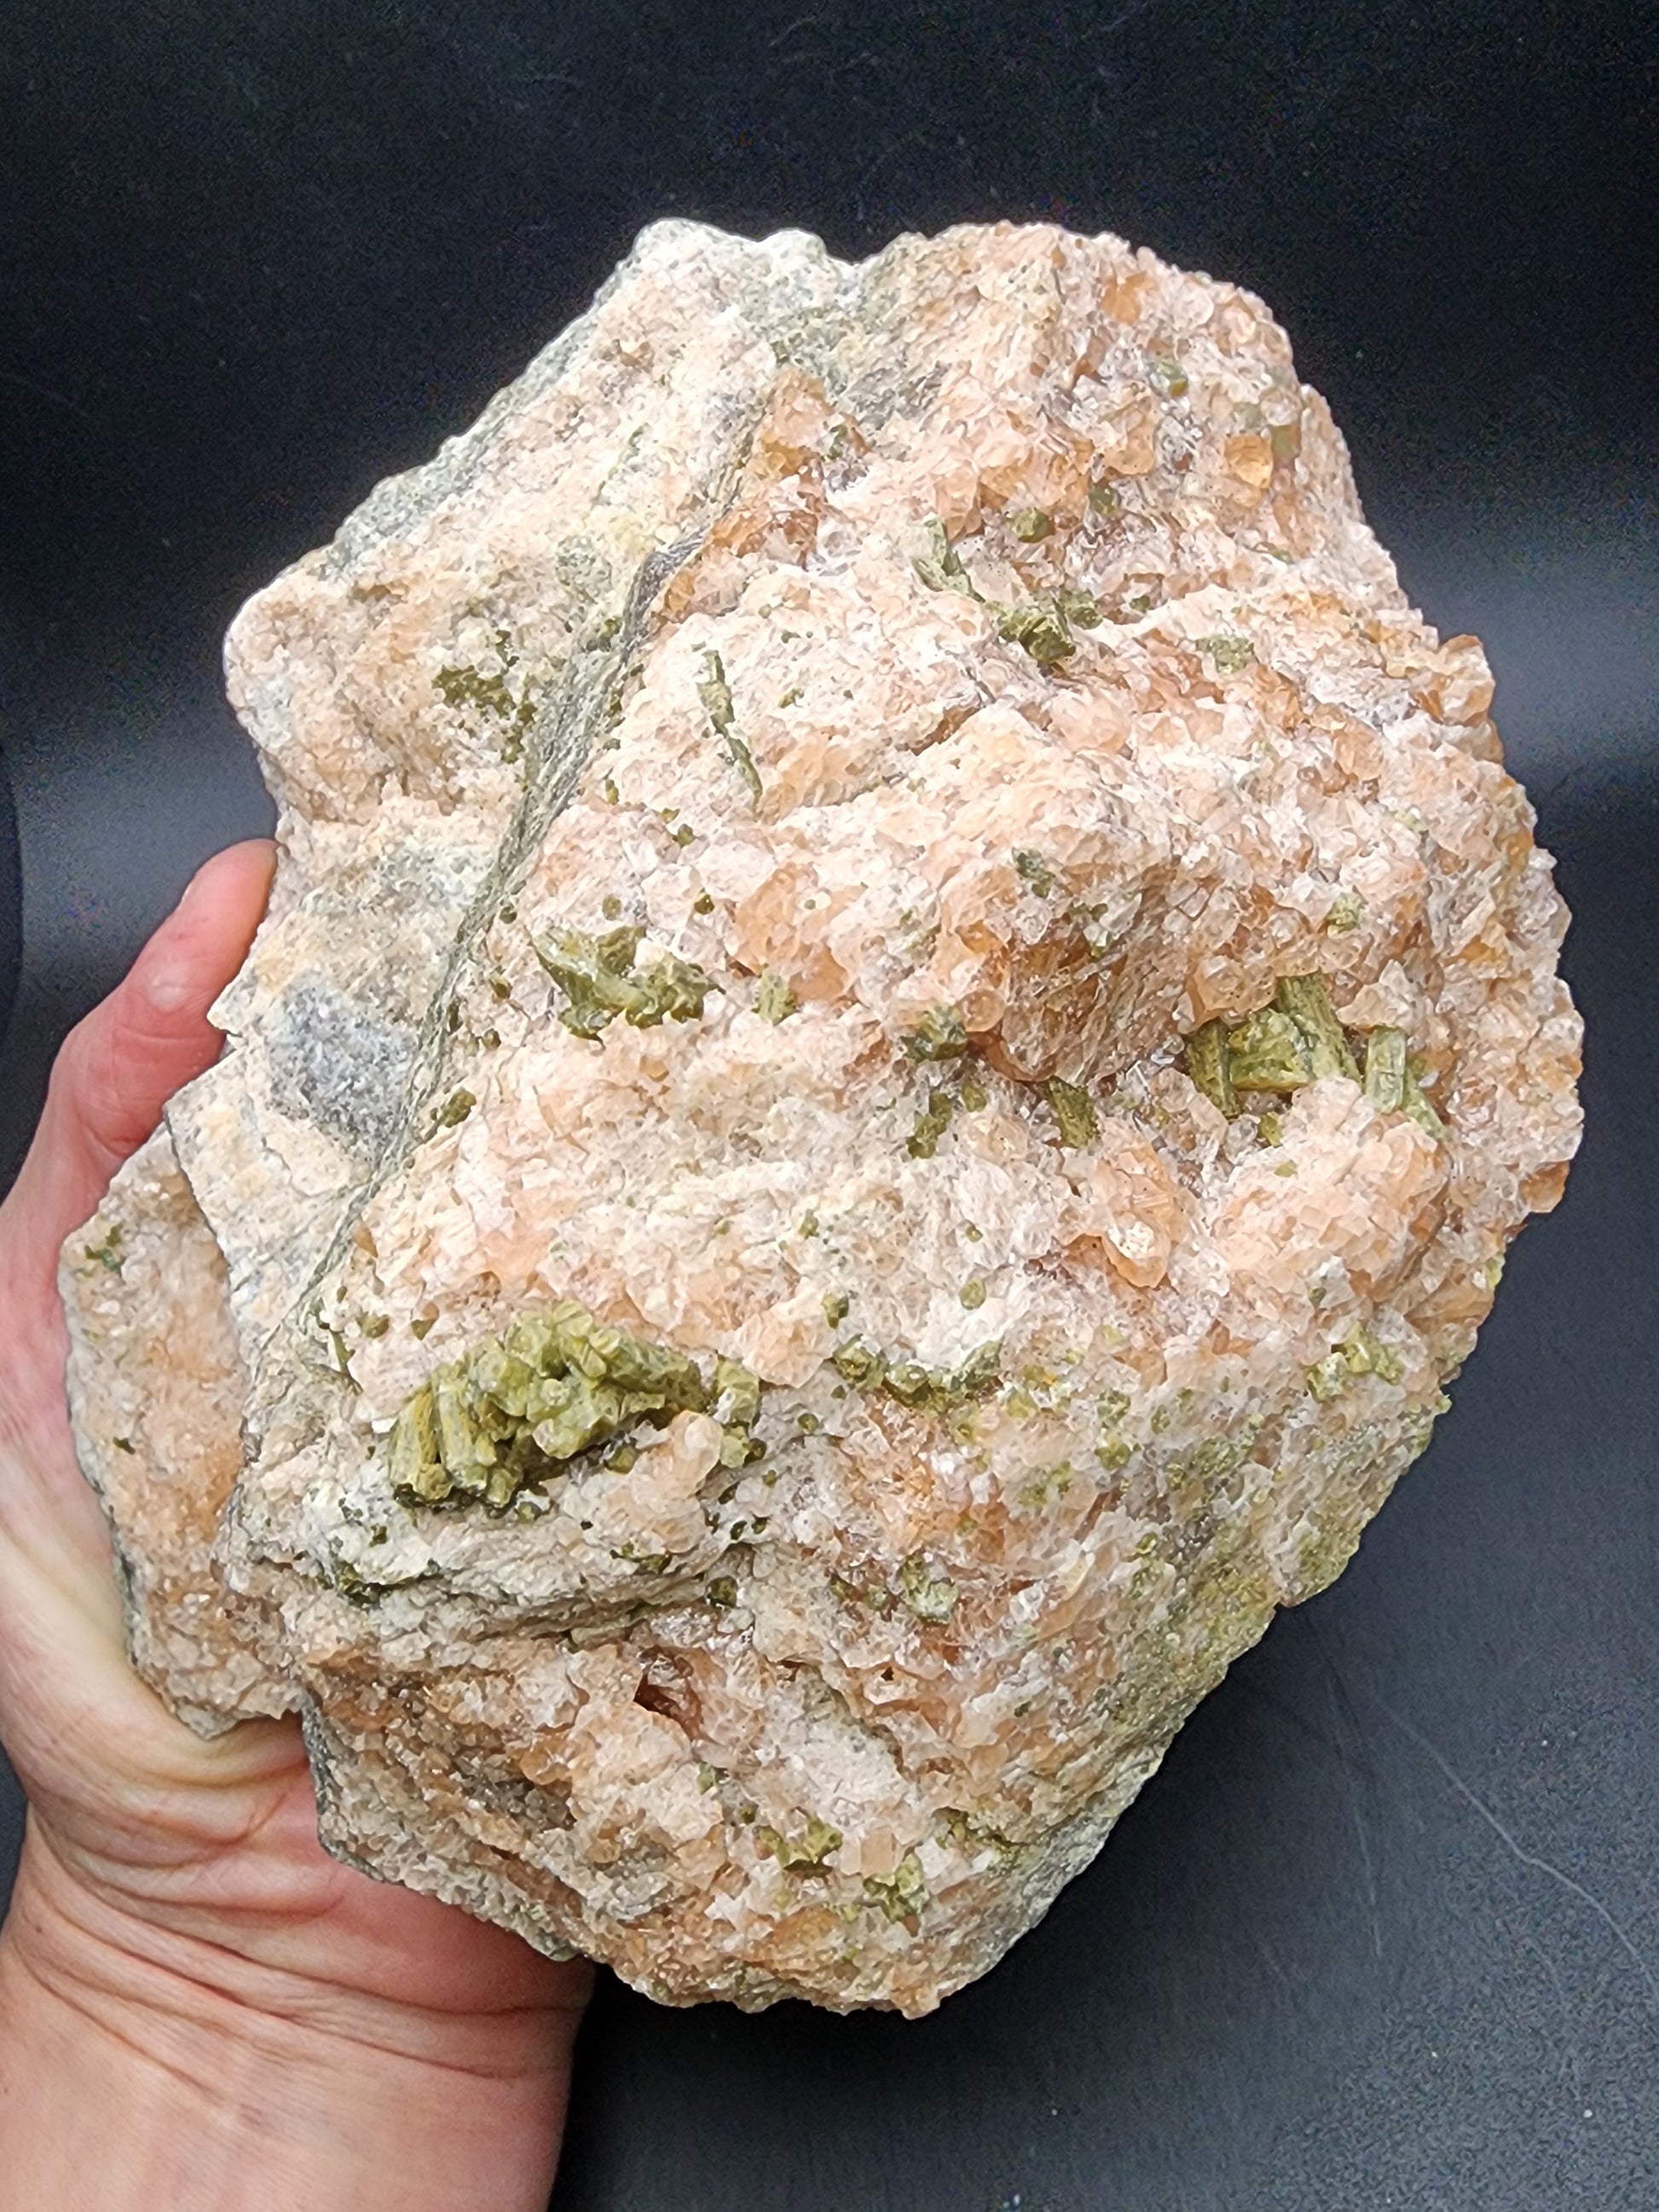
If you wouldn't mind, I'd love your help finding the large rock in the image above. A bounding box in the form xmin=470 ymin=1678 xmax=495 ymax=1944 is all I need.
xmin=61 ymin=221 xmax=1581 ymax=2014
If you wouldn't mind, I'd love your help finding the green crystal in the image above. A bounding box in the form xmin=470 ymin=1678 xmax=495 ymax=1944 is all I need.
xmin=1013 ymin=847 xmax=1055 ymax=897
xmin=1183 ymin=1017 xmax=1239 ymax=1117
xmin=1363 ymin=1026 xmax=1408 ymax=1112
xmin=533 ymin=923 xmax=717 ymax=1038
xmin=1194 ymin=633 xmax=1255 ymax=674
xmin=760 ymin=1816 xmax=842 ymax=1871
xmin=1400 ymin=1064 xmax=1446 ymax=1141
xmin=755 ymin=969 xmax=797 ymax=1023
xmin=1227 ymin=1007 xmax=1312 ymax=1094
xmin=995 ymin=603 xmax=1075 ymax=667
xmin=698 ymin=648 xmax=763 ymax=804
xmin=1043 ymin=1077 xmax=1099 ymax=1148
xmin=907 ymin=1088 xmax=956 ymax=1159
xmin=902 ymin=1005 xmax=969 ymax=1061
xmin=912 ymin=517 xmax=980 ymax=597
xmin=862 ymin=1850 xmax=928 ymax=1924
xmin=388 ymin=1300 xmax=721 ymax=1512
xmin=1275 ymin=973 xmax=1359 ymax=1080
xmin=899 ymin=1554 xmax=960 ymax=1622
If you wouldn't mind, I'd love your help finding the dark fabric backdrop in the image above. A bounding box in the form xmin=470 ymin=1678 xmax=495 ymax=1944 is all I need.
xmin=2 ymin=3 xmax=1656 ymax=2205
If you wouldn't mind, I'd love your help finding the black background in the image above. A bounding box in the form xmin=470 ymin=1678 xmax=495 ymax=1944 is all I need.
xmin=2 ymin=3 xmax=1656 ymax=2205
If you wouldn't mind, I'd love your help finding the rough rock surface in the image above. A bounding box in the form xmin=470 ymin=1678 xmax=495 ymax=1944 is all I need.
xmin=61 ymin=220 xmax=1581 ymax=2014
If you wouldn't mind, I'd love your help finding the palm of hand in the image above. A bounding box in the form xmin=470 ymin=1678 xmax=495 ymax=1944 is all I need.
xmin=0 ymin=843 xmax=588 ymax=2031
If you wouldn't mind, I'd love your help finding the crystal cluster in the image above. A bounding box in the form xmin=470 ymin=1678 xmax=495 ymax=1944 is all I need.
xmin=62 ymin=221 xmax=1581 ymax=2013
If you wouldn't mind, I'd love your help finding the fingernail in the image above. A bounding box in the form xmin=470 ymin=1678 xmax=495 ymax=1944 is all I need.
xmin=178 ymin=862 xmax=215 ymax=911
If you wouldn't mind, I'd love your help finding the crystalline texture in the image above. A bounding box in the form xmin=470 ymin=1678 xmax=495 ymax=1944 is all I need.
xmin=61 ymin=221 xmax=1581 ymax=2014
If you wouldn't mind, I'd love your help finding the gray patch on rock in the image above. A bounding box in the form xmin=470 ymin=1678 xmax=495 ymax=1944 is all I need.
xmin=554 ymin=536 xmax=615 ymax=601
xmin=314 ymin=223 xmax=852 ymax=584
xmin=268 ymin=973 xmax=415 ymax=1157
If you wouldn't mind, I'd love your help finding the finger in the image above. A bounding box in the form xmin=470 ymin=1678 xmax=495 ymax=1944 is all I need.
xmin=58 ymin=837 xmax=277 ymax=1174
xmin=3 ymin=840 xmax=275 ymax=1282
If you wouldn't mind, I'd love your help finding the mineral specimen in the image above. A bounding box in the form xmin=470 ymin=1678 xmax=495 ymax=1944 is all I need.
xmin=61 ymin=219 xmax=1581 ymax=2015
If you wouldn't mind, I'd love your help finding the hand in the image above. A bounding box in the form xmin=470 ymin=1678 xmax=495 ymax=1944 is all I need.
xmin=0 ymin=843 xmax=591 ymax=2211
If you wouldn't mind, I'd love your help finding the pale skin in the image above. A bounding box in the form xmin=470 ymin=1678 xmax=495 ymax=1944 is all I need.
xmin=0 ymin=840 xmax=592 ymax=2209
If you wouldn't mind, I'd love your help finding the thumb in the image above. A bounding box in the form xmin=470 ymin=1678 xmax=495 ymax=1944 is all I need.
xmin=3 ymin=839 xmax=275 ymax=1281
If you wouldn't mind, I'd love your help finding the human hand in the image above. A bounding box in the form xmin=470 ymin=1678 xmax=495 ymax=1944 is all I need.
xmin=0 ymin=842 xmax=591 ymax=2211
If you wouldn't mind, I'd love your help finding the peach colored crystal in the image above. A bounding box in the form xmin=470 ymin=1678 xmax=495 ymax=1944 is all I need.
xmin=62 ymin=220 xmax=1580 ymax=2013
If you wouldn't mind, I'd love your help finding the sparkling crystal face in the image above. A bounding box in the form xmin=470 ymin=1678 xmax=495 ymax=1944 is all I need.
xmin=63 ymin=219 xmax=1580 ymax=2014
